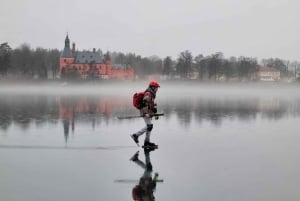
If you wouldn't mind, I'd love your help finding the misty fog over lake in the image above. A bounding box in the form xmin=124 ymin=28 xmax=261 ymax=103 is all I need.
xmin=0 ymin=82 xmax=299 ymax=201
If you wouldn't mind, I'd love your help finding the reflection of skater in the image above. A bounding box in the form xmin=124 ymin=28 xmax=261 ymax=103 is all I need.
xmin=130 ymin=149 xmax=159 ymax=201
xmin=131 ymin=81 xmax=160 ymax=147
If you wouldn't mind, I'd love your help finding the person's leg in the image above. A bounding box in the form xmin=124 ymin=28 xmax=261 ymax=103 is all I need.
xmin=135 ymin=117 xmax=149 ymax=137
xmin=143 ymin=150 xmax=153 ymax=175
xmin=135 ymin=126 xmax=147 ymax=136
xmin=132 ymin=117 xmax=153 ymax=145
xmin=144 ymin=118 xmax=153 ymax=143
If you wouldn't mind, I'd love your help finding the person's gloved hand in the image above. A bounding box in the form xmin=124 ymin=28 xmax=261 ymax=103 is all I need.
xmin=152 ymin=107 xmax=157 ymax=114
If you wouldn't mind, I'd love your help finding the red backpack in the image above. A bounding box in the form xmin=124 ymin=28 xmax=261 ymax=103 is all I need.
xmin=133 ymin=91 xmax=145 ymax=109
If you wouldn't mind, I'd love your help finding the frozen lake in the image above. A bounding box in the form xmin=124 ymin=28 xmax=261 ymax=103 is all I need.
xmin=0 ymin=82 xmax=300 ymax=201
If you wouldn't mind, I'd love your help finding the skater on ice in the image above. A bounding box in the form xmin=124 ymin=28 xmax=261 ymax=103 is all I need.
xmin=131 ymin=81 xmax=160 ymax=148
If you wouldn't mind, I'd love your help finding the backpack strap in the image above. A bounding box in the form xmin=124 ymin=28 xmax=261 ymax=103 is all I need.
xmin=145 ymin=88 xmax=156 ymax=98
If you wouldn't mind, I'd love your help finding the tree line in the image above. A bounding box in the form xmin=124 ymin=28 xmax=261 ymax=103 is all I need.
xmin=1 ymin=42 xmax=299 ymax=80
xmin=0 ymin=43 xmax=60 ymax=79
xmin=110 ymin=50 xmax=299 ymax=80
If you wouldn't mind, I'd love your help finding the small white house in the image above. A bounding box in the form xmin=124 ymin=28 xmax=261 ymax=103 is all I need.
xmin=257 ymin=67 xmax=280 ymax=81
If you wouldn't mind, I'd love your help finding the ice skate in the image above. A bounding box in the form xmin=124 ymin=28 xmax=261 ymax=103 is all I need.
xmin=142 ymin=141 xmax=158 ymax=150
xmin=130 ymin=134 xmax=139 ymax=146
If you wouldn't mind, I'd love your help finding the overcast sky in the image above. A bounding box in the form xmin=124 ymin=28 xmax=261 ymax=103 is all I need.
xmin=1 ymin=0 xmax=300 ymax=61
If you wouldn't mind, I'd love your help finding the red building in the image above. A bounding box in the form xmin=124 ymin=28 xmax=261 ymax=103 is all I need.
xmin=59 ymin=34 xmax=134 ymax=80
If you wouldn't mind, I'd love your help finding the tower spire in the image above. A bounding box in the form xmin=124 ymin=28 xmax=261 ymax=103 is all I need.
xmin=61 ymin=33 xmax=73 ymax=58
xmin=65 ymin=33 xmax=70 ymax=48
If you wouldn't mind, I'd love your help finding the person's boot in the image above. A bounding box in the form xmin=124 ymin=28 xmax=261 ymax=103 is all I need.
xmin=130 ymin=134 xmax=139 ymax=145
xmin=144 ymin=147 xmax=156 ymax=154
xmin=144 ymin=141 xmax=157 ymax=147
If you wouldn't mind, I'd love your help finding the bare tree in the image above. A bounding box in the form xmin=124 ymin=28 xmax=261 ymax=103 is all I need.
xmin=162 ymin=56 xmax=173 ymax=76
xmin=176 ymin=50 xmax=193 ymax=79
xmin=0 ymin=42 xmax=12 ymax=76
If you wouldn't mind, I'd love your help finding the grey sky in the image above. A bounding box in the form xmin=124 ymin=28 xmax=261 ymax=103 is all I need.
xmin=1 ymin=0 xmax=300 ymax=61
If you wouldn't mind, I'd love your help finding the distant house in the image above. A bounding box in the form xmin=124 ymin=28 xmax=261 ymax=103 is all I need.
xmin=187 ymin=67 xmax=199 ymax=80
xmin=296 ymin=69 xmax=300 ymax=79
xmin=257 ymin=67 xmax=280 ymax=81
xmin=59 ymin=34 xmax=134 ymax=80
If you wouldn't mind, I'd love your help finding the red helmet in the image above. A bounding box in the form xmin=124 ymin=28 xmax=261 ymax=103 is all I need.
xmin=149 ymin=81 xmax=160 ymax=88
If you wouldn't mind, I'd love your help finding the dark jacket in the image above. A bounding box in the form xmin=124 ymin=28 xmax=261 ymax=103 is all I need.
xmin=140 ymin=87 xmax=156 ymax=116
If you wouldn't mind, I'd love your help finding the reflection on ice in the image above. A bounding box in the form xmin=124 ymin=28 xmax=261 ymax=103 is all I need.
xmin=0 ymin=83 xmax=300 ymax=201
xmin=115 ymin=149 xmax=162 ymax=201
xmin=0 ymin=144 xmax=135 ymax=150
xmin=129 ymin=149 xmax=160 ymax=201
xmin=0 ymin=92 xmax=300 ymax=132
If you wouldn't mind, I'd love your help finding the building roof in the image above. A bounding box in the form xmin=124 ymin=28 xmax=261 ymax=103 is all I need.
xmin=61 ymin=47 xmax=73 ymax=58
xmin=112 ymin=64 xmax=130 ymax=69
xmin=74 ymin=51 xmax=104 ymax=64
